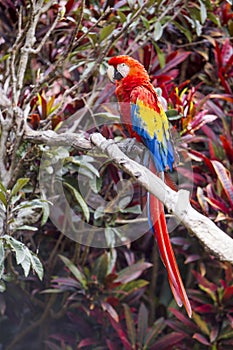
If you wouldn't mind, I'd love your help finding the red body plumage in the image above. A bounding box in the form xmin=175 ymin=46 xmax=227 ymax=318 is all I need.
xmin=108 ymin=55 xmax=192 ymax=317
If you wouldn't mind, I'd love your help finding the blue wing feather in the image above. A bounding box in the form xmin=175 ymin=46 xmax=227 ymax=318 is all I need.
xmin=130 ymin=87 xmax=174 ymax=172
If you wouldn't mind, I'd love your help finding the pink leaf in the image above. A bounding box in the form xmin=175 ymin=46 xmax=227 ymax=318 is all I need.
xmin=101 ymin=301 xmax=119 ymax=323
xmin=77 ymin=338 xmax=98 ymax=348
xmin=151 ymin=332 xmax=187 ymax=350
xmin=169 ymin=308 xmax=196 ymax=329
xmin=211 ymin=160 xmax=233 ymax=208
xmin=193 ymin=333 xmax=210 ymax=345
xmin=115 ymin=261 xmax=152 ymax=284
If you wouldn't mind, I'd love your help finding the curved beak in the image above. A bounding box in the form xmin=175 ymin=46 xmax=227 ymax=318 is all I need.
xmin=107 ymin=65 xmax=115 ymax=83
xmin=107 ymin=65 xmax=123 ymax=83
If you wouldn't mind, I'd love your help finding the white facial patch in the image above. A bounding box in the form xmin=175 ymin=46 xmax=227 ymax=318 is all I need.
xmin=117 ymin=63 xmax=130 ymax=78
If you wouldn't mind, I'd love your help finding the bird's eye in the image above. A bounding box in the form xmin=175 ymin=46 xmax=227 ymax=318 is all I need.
xmin=116 ymin=63 xmax=130 ymax=78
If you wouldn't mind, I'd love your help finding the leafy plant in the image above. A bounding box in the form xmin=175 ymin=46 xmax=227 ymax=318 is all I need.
xmin=0 ymin=1 xmax=232 ymax=349
xmin=167 ymin=262 xmax=233 ymax=349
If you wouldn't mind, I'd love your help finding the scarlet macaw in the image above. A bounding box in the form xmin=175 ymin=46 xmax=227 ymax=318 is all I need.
xmin=107 ymin=55 xmax=192 ymax=317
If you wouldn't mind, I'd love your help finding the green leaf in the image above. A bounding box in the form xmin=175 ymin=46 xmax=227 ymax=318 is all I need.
xmin=59 ymin=255 xmax=87 ymax=289
xmin=41 ymin=201 xmax=50 ymax=225
xmin=117 ymin=10 xmax=127 ymax=23
xmin=172 ymin=20 xmax=192 ymax=42
xmin=192 ymin=312 xmax=210 ymax=336
xmin=0 ymin=54 xmax=10 ymax=63
xmin=116 ymin=280 xmax=149 ymax=298
xmin=3 ymin=235 xmax=43 ymax=280
xmin=20 ymin=253 xmax=31 ymax=277
xmin=120 ymin=204 xmax=142 ymax=214
xmin=218 ymin=329 xmax=233 ymax=340
xmin=99 ymin=24 xmax=116 ymax=42
xmin=68 ymin=155 xmax=100 ymax=178
xmin=89 ymin=176 xmax=102 ymax=194
xmin=29 ymin=252 xmax=44 ymax=281
xmin=123 ymin=304 xmax=137 ymax=348
xmin=87 ymin=32 xmax=98 ymax=46
xmin=0 ymin=280 xmax=6 ymax=292
xmin=64 ymin=182 xmax=90 ymax=222
xmin=137 ymin=303 xmax=148 ymax=347
xmin=166 ymin=109 xmax=183 ymax=121
xmin=0 ymin=191 xmax=7 ymax=207
xmin=105 ymin=227 xmax=116 ymax=248
xmin=41 ymin=288 xmax=64 ymax=294
xmin=10 ymin=178 xmax=30 ymax=198
xmin=207 ymin=12 xmax=220 ymax=26
xmin=107 ymin=249 xmax=117 ymax=275
xmin=199 ymin=0 xmax=207 ymax=24
xmin=0 ymin=239 xmax=5 ymax=279
xmin=153 ymin=42 xmax=165 ymax=68
xmin=93 ymin=252 xmax=109 ymax=283
xmin=0 ymin=182 xmax=6 ymax=193
xmin=195 ymin=19 xmax=202 ymax=36
xmin=153 ymin=21 xmax=163 ymax=41
xmin=141 ymin=16 xmax=150 ymax=30
xmin=5 ymin=236 xmax=26 ymax=265
xmin=94 ymin=206 xmax=105 ymax=220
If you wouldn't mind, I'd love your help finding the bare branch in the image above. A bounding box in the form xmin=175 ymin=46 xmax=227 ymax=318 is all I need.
xmin=24 ymin=125 xmax=92 ymax=150
xmin=29 ymin=7 xmax=63 ymax=54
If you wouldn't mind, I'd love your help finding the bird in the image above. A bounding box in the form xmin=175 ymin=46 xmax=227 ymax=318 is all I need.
xmin=107 ymin=55 xmax=192 ymax=317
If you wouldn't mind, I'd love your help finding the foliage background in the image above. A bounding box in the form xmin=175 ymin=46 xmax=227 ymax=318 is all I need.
xmin=0 ymin=0 xmax=232 ymax=349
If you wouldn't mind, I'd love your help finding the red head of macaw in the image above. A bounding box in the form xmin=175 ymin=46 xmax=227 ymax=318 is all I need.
xmin=107 ymin=55 xmax=192 ymax=317
xmin=107 ymin=55 xmax=174 ymax=173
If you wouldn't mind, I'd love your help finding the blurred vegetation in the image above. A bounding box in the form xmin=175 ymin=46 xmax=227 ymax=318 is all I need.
xmin=0 ymin=0 xmax=232 ymax=349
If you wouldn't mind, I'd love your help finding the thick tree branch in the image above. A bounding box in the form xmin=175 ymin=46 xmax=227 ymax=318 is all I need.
xmin=24 ymin=125 xmax=91 ymax=150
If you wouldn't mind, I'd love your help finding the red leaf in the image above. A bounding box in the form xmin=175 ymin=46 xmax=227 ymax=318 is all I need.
xmin=210 ymin=326 xmax=219 ymax=343
xmin=106 ymin=339 xmax=120 ymax=350
xmin=110 ymin=317 xmax=132 ymax=350
xmin=157 ymin=51 xmax=191 ymax=75
xmin=184 ymin=255 xmax=201 ymax=264
xmin=194 ymin=304 xmax=214 ymax=313
xmin=218 ymin=69 xmax=232 ymax=94
xmin=189 ymin=149 xmax=215 ymax=174
xmin=220 ymin=135 xmax=233 ymax=163
xmin=169 ymin=308 xmax=196 ymax=329
xmin=193 ymin=333 xmax=210 ymax=345
xmin=115 ymin=261 xmax=152 ymax=284
xmin=221 ymin=38 xmax=233 ymax=66
xmin=65 ymin=0 xmax=75 ymax=14
xmin=189 ymin=112 xmax=218 ymax=132
xmin=151 ymin=332 xmax=187 ymax=350
xmin=192 ymin=271 xmax=218 ymax=292
xmin=77 ymin=338 xmax=97 ymax=348
xmin=222 ymin=286 xmax=233 ymax=303
xmin=205 ymin=196 xmax=231 ymax=214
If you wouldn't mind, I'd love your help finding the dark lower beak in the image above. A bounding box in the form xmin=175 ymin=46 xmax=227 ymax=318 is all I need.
xmin=113 ymin=68 xmax=123 ymax=81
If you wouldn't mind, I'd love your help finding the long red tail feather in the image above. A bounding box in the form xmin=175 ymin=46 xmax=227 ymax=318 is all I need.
xmin=149 ymin=165 xmax=192 ymax=318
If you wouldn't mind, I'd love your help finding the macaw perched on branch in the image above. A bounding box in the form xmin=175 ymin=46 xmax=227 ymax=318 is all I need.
xmin=107 ymin=55 xmax=192 ymax=318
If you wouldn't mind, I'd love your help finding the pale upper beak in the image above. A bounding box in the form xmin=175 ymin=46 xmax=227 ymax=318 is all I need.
xmin=107 ymin=65 xmax=124 ymax=83
xmin=107 ymin=65 xmax=115 ymax=83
